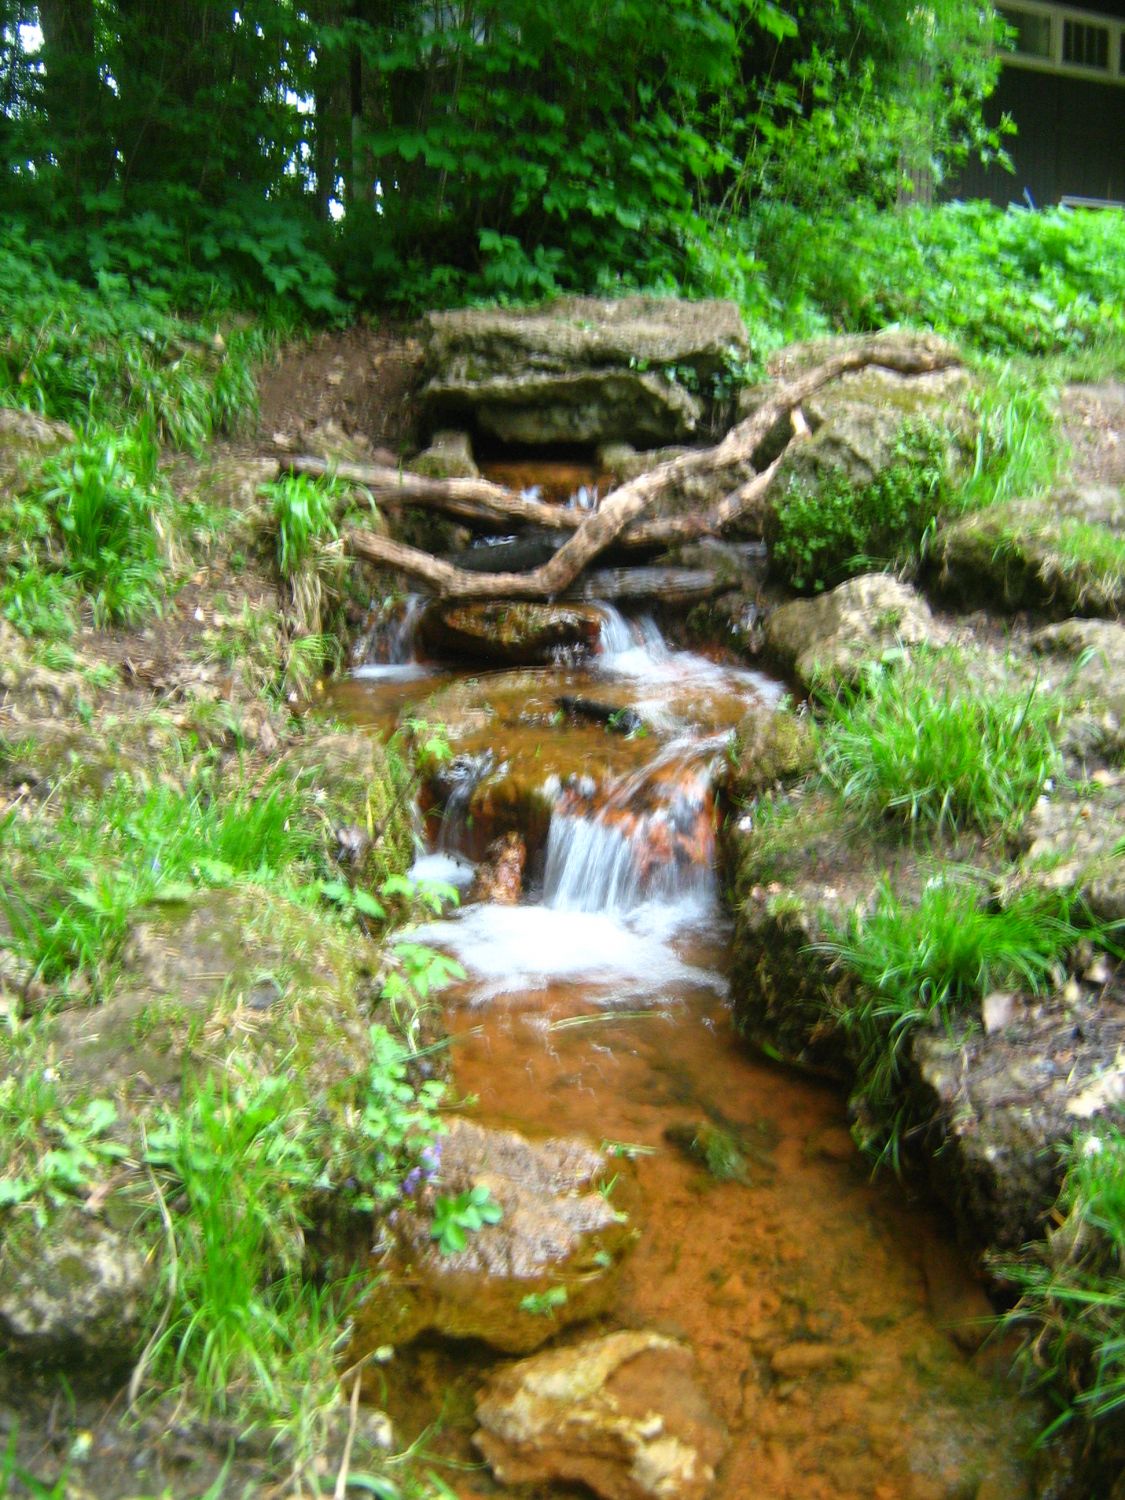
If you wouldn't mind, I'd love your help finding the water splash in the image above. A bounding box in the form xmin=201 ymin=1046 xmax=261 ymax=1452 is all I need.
xmin=543 ymin=735 xmax=727 ymax=915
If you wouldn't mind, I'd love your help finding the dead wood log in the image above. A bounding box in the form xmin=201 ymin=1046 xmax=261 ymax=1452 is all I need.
xmin=345 ymin=334 xmax=959 ymax=600
xmin=565 ymin=566 xmax=726 ymax=604
xmin=284 ymin=454 xmax=582 ymax=532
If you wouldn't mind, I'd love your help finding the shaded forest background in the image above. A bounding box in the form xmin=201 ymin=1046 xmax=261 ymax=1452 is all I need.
xmin=1 ymin=1 xmax=1014 ymax=314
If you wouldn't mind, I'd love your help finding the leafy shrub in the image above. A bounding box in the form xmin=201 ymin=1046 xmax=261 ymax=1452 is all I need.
xmin=738 ymin=201 xmax=1125 ymax=358
xmin=0 ymin=226 xmax=273 ymax=444
xmin=771 ymin=422 xmax=952 ymax=593
xmin=817 ymin=656 xmax=1062 ymax=837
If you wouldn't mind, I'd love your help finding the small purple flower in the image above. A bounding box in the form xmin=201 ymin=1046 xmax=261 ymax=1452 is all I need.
xmin=420 ymin=1140 xmax=443 ymax=1175
xmin=402 ymin=1166 xmax=423 ymax=1197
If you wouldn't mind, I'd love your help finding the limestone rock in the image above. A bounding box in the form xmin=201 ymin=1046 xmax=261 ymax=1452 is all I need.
xmin=1018 ymin=777 xmax=1125 ymax=925
xmin=909 ymin=984 xmax=1125 ymax=1248
xmin=764 ymin=574 xmax=943 ymax=690
xmin=935 ymin=484 xmax=1125 ymax=617
xmin=422 ymin=297 xmax=748 ymax=446
xmin=473 ymin=1329 xmax=727 ymax=1500
xmin=407 ymin=429 xmax=480 ymax=480
xmin=0 ymin=1213 xmax=151 ymax=1363
xmin=351 ymin=1119 xmax=633 ymax=1354
xmin=419 ymin=599 xmax=604 ymax=666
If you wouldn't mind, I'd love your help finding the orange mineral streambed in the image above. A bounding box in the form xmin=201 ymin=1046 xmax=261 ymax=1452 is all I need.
xmin=326 ymin=605 xmax=1041 ymax=1500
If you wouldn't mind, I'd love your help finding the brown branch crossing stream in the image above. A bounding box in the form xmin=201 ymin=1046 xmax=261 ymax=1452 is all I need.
xmin=325 ymin=564 xmax=1042 ymax=1499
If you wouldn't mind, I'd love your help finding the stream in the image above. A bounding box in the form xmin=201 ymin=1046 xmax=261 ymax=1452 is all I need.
xmin=325 ymin=576 xmax=1042 ymax=1497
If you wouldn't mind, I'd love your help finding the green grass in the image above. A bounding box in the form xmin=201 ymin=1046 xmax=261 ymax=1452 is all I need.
xmin=821 ymin=874 xmax=1084 ymax=1168
xmin=816 ymin=655 xmax=1063 ymax=838
xmin=1002 ymin=1120 xmax=1125 ymax=1446
xmin=957 ymin=367 xmax=1062 ymax=513
xmin=1 ymin=765 xmax=318 ymax=989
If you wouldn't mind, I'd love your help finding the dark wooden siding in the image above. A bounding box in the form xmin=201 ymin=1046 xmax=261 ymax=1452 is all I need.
xmin=953 ymin=65 xmax=1125 ymax=204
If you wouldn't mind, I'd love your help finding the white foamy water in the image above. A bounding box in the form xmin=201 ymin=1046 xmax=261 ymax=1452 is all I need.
xmin=408 ymin=851 xmax=476 ymax=890
xmin=410 ymin=901 xmax=727 ymax=1006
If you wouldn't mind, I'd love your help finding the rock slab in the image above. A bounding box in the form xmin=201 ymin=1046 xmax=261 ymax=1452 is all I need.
xmin=474 ymin=1329 xmax=727 ymax=1500
xmin=422 ymin=297 xmax=749 ymax=446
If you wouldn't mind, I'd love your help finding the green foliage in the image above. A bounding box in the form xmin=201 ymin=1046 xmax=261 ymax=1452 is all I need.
xmin=0 ymin=1077 xmax=127 ymax=1220
xmin=816 ymin=656 xmax=1062 ymax=837
xmin=264 ymin=472 xmax=342 ymax=579
xmin=347 ymin=1026 xmax=447 ymax=1212
xmin=822 ymin=875 xmax=1083 ymax=1166
xmin=142 ymin=1070 xmax=324 ymax=1408
xmin=519 ymin=1286 xmax=569 ymax=1318
xmin=771 ymin=423 xmax=952 ymax=593
xmin=1002 ymin=1120 xmax=1125 ymax=1442
xmin=430 ymin=1186 xmax=503 ymax=1255
xmin=958 ymin=369 xmax=1061 ymax=512
xmin=0 ymin=766 xmax=317 ymax=988
xmin=34 ymin=427 xmax=166 ymax=624
xmin=0 ymin=227 xmax=273 ymax=438
xmin=740 ymin=203 xmax=1125 ymax=358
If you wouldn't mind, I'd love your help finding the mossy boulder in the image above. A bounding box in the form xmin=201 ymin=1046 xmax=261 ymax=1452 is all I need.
xmin=350 ymin=1119 xmax=634 ymax=1356
xmin=764 ymin=574 xmax=944 ymax=691
xmin=0 ymin=1212 xmax=152 ymax=1365
xmin=49 ymin=885 xmax=376 ymax=1108
xmin=934 ymin=484 xmax=1125 ymax=617
xmin=908 ymin=979 xmax=1125 ymax=1248
xmin=728 ymin=706 xmax=815 ymax=796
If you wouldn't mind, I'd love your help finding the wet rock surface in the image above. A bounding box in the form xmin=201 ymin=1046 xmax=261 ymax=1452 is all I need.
xmin=473 ymin=1329 xmax=728 ymax=1500
xmin=422 ymin=296 xmax=748 ymax=446
xmin=351 ymin=1119 xmax=634 ymax=1354
xmin=466 ymin=830 xmax=527 ymax=905
xmin=419 ymin=598 xmax=605 ymax=666
xmin=764 ymin=573 xmax=943 ymax=690
xmin=0 ymin=1214 xmax=151 ymax=1363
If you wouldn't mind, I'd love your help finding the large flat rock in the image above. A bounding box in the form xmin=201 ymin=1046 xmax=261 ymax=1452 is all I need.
xmin=421 ymin=297 xmax=748 ymax=447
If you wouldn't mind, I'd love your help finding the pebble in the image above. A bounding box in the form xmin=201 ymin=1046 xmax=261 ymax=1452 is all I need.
xmin=770 ymin=1342 xmax=845 ymax=1378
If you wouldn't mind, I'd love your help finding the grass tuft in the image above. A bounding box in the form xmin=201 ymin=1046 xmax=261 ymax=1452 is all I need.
xmin=816 ymin=655 xmax=1062 ymax=838
xmin=820 ymin=874 xmax=1085 ymax=1168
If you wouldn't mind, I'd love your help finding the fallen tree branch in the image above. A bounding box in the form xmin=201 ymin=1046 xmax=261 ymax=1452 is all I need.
xmin=345 ymin=333 xmax=959 ymax=599
xmin=284 ymin=453 xmax=582 ymax=532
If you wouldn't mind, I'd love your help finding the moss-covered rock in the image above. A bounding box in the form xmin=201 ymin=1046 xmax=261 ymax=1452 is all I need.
xmin=764 ymin=574 xmax=944 ymax=691
xmin=419 ymin=599 xmax=605 ymax=667
xmin=407 ymin=429 xmax=480 ymax=480
xmin=350 ymin=1119 xmax=634 ymax=1356
xmin=934 ymin=484 xmax=1125 ymax=617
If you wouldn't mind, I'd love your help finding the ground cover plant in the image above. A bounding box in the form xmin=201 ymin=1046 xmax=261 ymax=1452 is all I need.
xmin=819 ymin=875 xmax=1083 ymax=1168
xmin=1001 ymin=1121 xmax=1125 ymax=1453
xmin=815 ymin=654 xmax=1063 ymax=838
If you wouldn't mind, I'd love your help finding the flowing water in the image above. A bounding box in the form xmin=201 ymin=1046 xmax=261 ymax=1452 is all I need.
xmin=325 ymin=580 xmax=1041 ymax=1498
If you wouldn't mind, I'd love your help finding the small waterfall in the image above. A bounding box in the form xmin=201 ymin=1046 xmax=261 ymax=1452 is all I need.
xmin=435 ymin=750 xmax=495 ymax=853
xmin=542 ymin=735 xmax=727 ymax=914
xmin=596 ymin=606 xmax=671 ymax=668
xmin=353 ymin=593 xmax=426 ymax=669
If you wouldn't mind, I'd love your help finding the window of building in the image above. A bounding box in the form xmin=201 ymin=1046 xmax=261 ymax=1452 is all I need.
xmin=1062 ymin=17 xmax=1110 ymax=68
xmin=1000 ymin=6 xmax=1053 ymax=58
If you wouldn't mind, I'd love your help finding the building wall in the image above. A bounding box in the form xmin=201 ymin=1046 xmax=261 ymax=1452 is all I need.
xmin=950 ymin=1 xmax=1125 ymax=205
